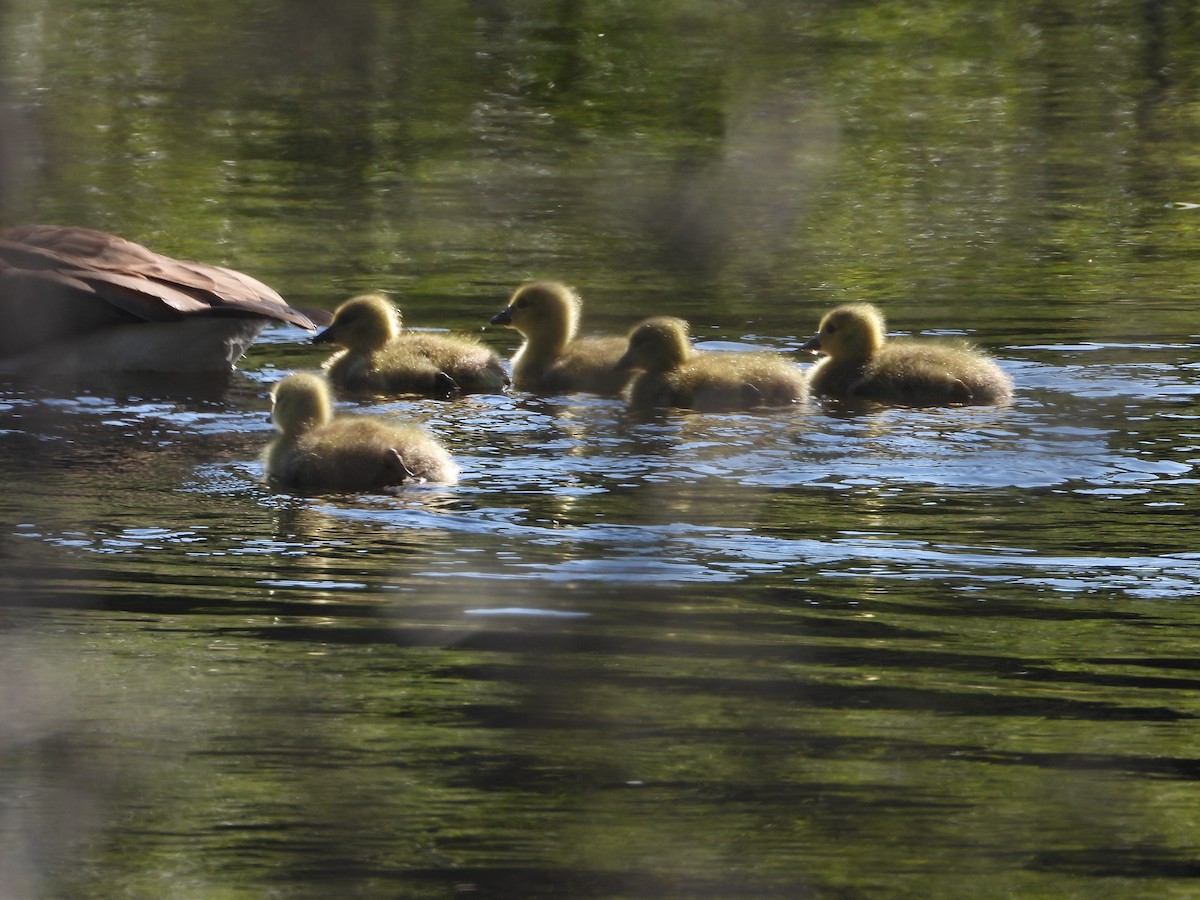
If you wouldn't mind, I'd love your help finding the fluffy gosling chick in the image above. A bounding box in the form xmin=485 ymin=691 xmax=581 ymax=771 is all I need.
xmin=490 ymin=281 xmax=630 ymax=395
xmin=315 ymin=293 xmax=508 ymax=396
xmin=264 ymin=373 xmax=458 ymax=491
xmin=615 ymin=316 xmax=807 ymax=411
xmin=801 ymin=303 xmax=1013 ymax=406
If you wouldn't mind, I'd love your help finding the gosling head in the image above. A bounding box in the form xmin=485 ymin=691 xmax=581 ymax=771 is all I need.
xmin=801 ymin=303 xmax=886 ymax=361
xmin=615 ymin=316 xmax=692 ymax=374
xmin=270 ymin=373 xmax=334 ymax=437
xmin=490 ymin=281 xmax=581 ymax=344
xmin=313 ymin=293 xmax=401 ymax=352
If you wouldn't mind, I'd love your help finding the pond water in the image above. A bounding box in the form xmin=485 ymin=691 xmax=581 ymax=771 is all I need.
xmin=3 ymin=1 xmax=1200 ymax=897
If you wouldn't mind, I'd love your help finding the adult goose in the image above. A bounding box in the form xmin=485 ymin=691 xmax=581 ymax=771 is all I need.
xmin=0 ymin=224 xmax=325 ymax=374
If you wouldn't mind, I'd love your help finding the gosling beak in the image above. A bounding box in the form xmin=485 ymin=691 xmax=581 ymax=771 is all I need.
xmin=433 ymin=371 xmax=460 ymax=398
xmin=490 ymin=308 xmax=512 ymax=327
xmin=799 ymin=334 xmax=823 ymax=355
xmin=613 ymin=350 xmax=635 ymax=372
xmin=312 ymin=325 xmax=337 ymax=345
xmin=386 ymin=449 xmax=419 ymax=483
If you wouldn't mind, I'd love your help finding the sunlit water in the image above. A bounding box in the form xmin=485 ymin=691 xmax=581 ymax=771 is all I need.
xmin=4 ymin=325 xmax=1200 ymax=897
xmin=5 ymin=1 xmax=1200 ymax=897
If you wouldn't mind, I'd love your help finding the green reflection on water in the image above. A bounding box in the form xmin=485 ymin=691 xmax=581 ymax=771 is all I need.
xmin=7 ymin=0 xmax=1200 ymax=340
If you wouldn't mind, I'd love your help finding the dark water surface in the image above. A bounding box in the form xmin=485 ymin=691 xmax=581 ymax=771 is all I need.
xmin=4 ymin=1 xmax=1200 ymax=897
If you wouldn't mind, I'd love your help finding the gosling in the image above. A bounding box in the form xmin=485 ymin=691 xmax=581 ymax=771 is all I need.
xmin=490 ymin=281 xmax=631 ymax=395
xmin=615 ymin=316 xmax=808 ymax=411
xmin=801 ymin=303 xmax=1013 ymax=406
xmin=314 ymin=293 xmax=508 ymax=396
xmin=264 ymin=373 xmax=459 ymax=491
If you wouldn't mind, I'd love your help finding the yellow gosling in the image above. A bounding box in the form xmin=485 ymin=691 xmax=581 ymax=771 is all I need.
xmin=490 ymin=281 xmax=631 ymax=395
xmin=264 ymin=373 xmax=459 ymax=492
xmin=615 ymin=316 xmax=808 ymax=411
xmin=0 ymin=224 xmax=325 ymax=374
xmin=314 ymin=293 xmax=508 ymax=396
xmin=801 ymin=303 xmax=1013 ymax=406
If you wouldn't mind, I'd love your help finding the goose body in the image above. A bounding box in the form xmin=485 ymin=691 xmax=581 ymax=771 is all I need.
xmin=264 ymin=373 xmax=458 ymax=491
xmin=802 ymin=303 xmax=1013 ymax=406
xmin=616 ymin=316 xmax=807 ymax=411
xmin=0 ymin=225 xmax=322 ymax=374
xmin=315 ymin=293 xmax=507 ymax=396
xmin=490 ymin=281 xmax=630 ymax=395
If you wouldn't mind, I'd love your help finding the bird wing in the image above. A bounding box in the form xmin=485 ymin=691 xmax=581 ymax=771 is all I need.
xmin=0 ymin=225 xmax=319 ymax=329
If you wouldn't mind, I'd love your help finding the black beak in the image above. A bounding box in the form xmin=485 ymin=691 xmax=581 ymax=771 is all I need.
xmin=799 ymin=334 xmax=822 ymax=355
xmin=312 ymin=326 xmax=336 ymax=345
xmin=386 ymin=449 xmax=418 ymax=482
xmin=490 ymin=308 xmax=512 ymax=326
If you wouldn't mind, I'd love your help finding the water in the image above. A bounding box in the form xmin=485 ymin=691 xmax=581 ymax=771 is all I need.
xmin=4 ymin=1 xmax=1200 ymax=897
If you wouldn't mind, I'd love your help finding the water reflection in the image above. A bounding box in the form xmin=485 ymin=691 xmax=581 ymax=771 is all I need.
xmin=7 ymin=352 xmax=1197 ymax=615
xmin=6 ymin=0 xmax=1200 ymax=896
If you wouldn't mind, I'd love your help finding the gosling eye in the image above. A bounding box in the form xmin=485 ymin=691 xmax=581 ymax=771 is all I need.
xmin=515 ymin=297 xmax=529 ymax=309
xmin=823 ymin=323 xmax=838 ymax=335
